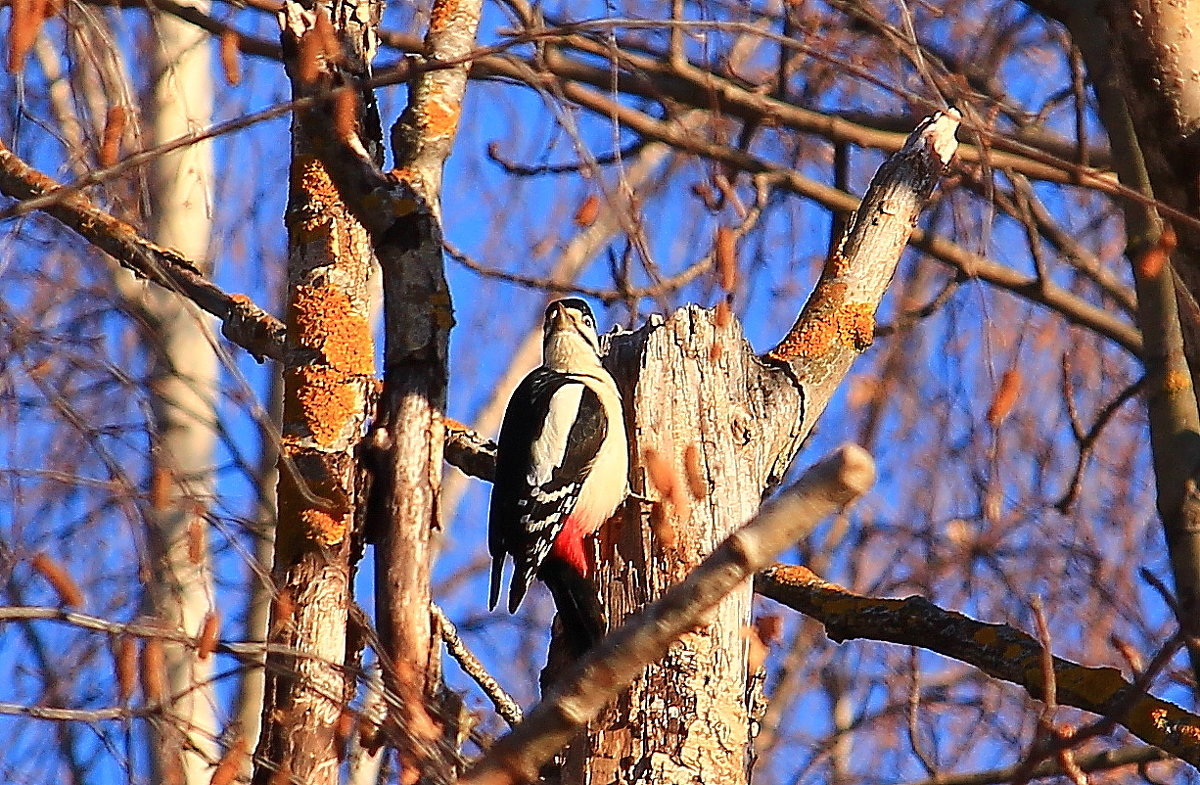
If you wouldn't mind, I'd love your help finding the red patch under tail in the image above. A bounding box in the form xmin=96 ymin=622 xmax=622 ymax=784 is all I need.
xmin=550 ymin=516 xmax=589 ymax=577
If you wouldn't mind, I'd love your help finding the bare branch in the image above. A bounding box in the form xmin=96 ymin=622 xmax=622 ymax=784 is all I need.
xmin=755 ymin=565 xmax=1200 ymax=769
xmin=770 ymin=109 xmax=959 ymax=425
xmin=444 ymin=419 xmax=496 ymax=482
xmin=461 ymin=445 xmax=876 ymax=785
xmin=548 ymin=81 xmax=1142 ymax=355
xmin=432 ymin=605 xmax=522 ymax=728
xmin=0 ymin=139 xmax=285 ymax=362
xmin=901 ymin=745 xmax=1168 ymax=785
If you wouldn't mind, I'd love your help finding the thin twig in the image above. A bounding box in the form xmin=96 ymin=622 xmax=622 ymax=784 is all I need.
xmin=432 ymin=605 xmax=523 ymax=728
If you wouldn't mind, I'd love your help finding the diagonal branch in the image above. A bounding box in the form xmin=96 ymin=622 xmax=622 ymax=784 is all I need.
xmin=461 ymin=445 xmax=876 ymax=785
xmin=0 ymin=139 xmax=285 ymax=362
xmin=756 ymin=564 xmax=1200 ymax=769
xmin=768 ymin=109 xmax=960 ymax=431
xmin=444 ymin=419 xmax=496 ymax=482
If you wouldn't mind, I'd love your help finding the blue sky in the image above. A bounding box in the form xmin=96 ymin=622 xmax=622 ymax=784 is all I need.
xmin=1 ymin=1 xmax=1193 ymax=783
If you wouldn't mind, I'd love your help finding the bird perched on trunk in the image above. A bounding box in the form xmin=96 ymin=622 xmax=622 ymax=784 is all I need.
xmin=488 ymin=298 xmax=629 ymax=655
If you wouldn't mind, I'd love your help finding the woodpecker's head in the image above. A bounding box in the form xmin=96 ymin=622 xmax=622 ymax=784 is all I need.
xmin=542 ymin=298 xmax=602 ymax=370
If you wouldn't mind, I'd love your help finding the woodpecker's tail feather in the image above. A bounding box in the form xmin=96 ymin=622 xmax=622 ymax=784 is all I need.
xmin=506 ymin=562 xmax=533 ymax=613
xmin=540 ymin=558 xmax=606 ymax=657
xmin=488 ymin=558 xmax=504 ymax=611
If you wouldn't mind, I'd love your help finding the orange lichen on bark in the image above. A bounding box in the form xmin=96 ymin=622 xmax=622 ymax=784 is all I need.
xmin=274 ymin=446 xmax=353 ymax=551
xmin=419 ymin=95 xmax=463 ymax=141
xmin=443 ymin=417 xmax=471 ymax=433
xmin=428 ymin=0 xmax=473 ymax=35
xmin=768 ymin=290 xmax=875 ymax=362
xmin=1163 ymin=369 xmax=1192 ymax=395
xmin=291 ymin=155 xmax=343 ymax=220
xmin=301 ymin=507 xmax=348 ymax=547
xmin=767 ymin=563 xmax=844 ymax=590
xmin=290 ymin=284 xmax=373 ymax=375
xmin=837 ymin=301 xmax=875 ymax=352
xmin=1150 ymin=707 xmax=1200 ymax=745
xmin=828 ymin=252 xmax=851 ymax=278
xmin=286 ymin=366 xmax=360 ymax=446
xmin=769 ymin=314 xmax=838 ymax=362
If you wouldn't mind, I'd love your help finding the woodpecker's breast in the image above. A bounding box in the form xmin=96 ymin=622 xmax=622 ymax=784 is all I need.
xmin=571 ymin=373 xmax=629 ymax=534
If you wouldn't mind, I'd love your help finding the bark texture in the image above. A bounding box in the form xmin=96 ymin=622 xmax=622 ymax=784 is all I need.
xmin=252 ymin=0 xmax=380 ymax=781
xmin=367 ymin=0 xmax=482 ymax=780
xmin=571 ymin=309 xmax=801 ymax=784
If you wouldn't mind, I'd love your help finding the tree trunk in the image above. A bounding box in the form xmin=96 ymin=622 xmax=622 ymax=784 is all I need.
xmin=369 ymin=1 xmax=481 ymax=780
xmin=236 ymin=367 xmax=282 ymax=778
xmin=567 ymin=307 xmax=800 ymax=784
xmin=251 ymin=0 xmax=380 ymax=780
xmin=1038 ymin=0 xmax=1200 ymax=680
xmin=553 ymin=111 xmax=961 ymax=785
xmin=141 ymin=8 xmax=219 ymax=783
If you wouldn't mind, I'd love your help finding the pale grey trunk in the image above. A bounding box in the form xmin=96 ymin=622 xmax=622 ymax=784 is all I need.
xmin=235 ymin=369 xmax=281 ymax=777
xmin=141 ymin=7 xmax=219 ymax=783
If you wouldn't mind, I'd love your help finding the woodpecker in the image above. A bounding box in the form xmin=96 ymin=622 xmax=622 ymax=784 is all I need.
xmin=488 ymin=298 xmax=629 ymax=655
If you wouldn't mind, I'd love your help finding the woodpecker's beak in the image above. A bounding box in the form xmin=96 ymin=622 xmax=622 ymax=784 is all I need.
xmin=550 ymin=304 xmax=570 ymax=329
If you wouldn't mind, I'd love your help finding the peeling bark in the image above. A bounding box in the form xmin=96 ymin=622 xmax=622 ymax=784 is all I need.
xmin=252 ymin=0 xmax=380 ymax=781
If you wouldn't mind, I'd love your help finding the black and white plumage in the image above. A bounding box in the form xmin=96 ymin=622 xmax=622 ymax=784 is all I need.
xmin=487 ymin=298 xmax=629 ymax=654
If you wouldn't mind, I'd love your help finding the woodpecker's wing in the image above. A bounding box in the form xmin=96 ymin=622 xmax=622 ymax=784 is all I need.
xmin=487 ymin=367 xmax=607 ymax=611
